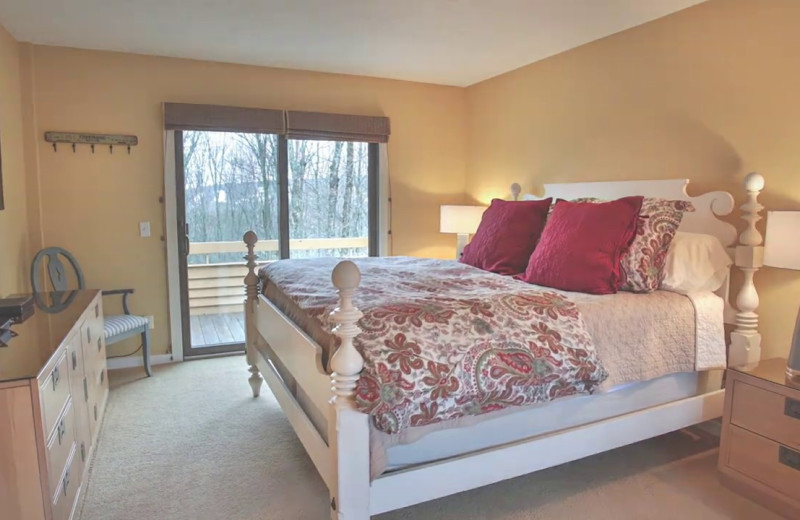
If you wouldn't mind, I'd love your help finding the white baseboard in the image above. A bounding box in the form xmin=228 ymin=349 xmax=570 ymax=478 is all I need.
xmin=107 ymin=354 xmax=174 ymax=371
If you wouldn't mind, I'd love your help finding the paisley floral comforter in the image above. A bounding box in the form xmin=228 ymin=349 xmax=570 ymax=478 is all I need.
xmin=260 ymin=257 xmax=608 ymax=434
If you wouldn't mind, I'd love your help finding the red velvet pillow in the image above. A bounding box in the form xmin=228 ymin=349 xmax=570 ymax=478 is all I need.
xmin=518 ymin=196 xmax=644 ymax=294
xmin=460 ymin=198 xmax=552 ymax=275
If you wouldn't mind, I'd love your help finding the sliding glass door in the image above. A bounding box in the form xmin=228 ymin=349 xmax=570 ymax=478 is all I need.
xmin=175 ymin=131 xmax=378 ymax=357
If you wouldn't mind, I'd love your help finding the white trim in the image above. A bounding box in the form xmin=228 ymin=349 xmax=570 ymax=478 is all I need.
xmin=107 ymin=354 xmax=173 ymax=371
xmin=163 ymin=129 xmax=184 ymax=362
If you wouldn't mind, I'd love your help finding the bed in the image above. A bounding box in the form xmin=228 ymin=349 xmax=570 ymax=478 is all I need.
xmin=241 ymin=176 xmax=766 ymax=519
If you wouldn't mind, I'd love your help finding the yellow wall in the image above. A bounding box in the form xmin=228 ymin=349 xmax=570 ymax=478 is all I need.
xmin=26 ymin=46 xmax=467 ymax=356
xmin=12 ymin=0 xmax=796 ymax=360
xmin=465 ymin=0 xmax=800 ymax=359
xmin=0 ymin=25 xmax=30 ymax=295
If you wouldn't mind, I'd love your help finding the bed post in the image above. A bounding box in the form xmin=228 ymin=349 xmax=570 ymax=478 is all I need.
xmin=729 ymin=173 xmax=765 ymax=366
xmin=328 ymin=261 xmax=371 ymax=520
xmin=244 ymin=231 xmax=263 ymax=397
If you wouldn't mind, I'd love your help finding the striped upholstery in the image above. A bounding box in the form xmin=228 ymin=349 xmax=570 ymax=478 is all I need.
xmin=104 ymin=314 xmax=149 ymax=339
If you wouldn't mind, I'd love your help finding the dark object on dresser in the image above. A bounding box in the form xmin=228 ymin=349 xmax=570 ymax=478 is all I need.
xmin=0 ymin=295 xmax=34 ymax=347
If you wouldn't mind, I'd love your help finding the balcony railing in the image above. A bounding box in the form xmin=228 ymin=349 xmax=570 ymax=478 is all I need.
xmin=187 ymin=237 xmax=368 ymax=315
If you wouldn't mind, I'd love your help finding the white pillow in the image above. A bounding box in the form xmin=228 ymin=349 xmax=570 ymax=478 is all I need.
xmin=661 ymin=232 xmax=732 ymax=294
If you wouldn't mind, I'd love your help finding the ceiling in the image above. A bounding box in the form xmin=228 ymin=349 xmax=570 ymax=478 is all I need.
xmin=0 ymin=0 xmax=705 ymax=87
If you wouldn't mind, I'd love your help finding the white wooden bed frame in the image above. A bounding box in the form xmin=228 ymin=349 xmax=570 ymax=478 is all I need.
xmin=242 ymin=175 xmax=766 ymax=519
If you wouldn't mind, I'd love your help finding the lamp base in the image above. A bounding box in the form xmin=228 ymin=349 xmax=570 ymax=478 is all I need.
xmin=787 ymin=304 xmax=800 ymax=381
xmin=455 ymin=233 xmax=469 ymax=260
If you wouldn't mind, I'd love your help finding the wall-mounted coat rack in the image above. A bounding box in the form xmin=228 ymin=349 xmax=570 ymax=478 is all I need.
xmin=44 ymin=132 xmax=139 ymax=154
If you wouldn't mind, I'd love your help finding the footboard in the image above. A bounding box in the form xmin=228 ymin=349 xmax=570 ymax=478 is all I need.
xmin=243 ymin=233 xmax=372 ymax=519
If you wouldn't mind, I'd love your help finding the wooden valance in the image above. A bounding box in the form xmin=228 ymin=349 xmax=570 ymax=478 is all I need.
xmin=285 ymin=110 xmax=390 ymax=143
xmin=163 ymin=103 xmax=286 ymax=134
xmin=164 ymin=103 xmax=390 ymax=143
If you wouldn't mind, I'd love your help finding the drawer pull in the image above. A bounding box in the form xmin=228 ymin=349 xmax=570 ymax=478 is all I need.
xmin=87 ymin=328 xmax=92 ymax=343
xmin=57 ymin=418 xmax=66 ymax=444
xmin=52 ymin=367 xmax=60 ymax=390
xmin=100 ymin=370 xmax=105 ymax=384
xmin=779 ymin=446 xmax=800 ymax=472
xmin=63 ymin=468 xmax=71 ymax=496
xmin=785 ymin=397 xmax=800 ymax=420
xmin=80 ymin=441 xmax=86 ymax=462
xmin=95 ymin=304 xmax=99 ymax=318
xmin=83 ymin=378 xmax=88 ymax=402
xmin=71 ymin=351 xmax=77 ymax=370
xmin=94 ymin=404 xmax=98 ymax=421
xmin=97 ymin=337 xmax=102 ymax=352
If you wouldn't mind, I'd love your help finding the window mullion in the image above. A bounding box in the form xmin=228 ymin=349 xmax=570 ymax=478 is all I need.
xmin=278 ymin=135 xmax=290 ymax=259
xmin=368 ymin=143 xmax=379 ymax=257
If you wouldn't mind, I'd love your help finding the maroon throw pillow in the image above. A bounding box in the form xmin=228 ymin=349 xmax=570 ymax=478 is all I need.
xmin=460 ymin=198 xmax=552 ymax=275
xmin=518 ymin=196 xmax=644 ymax=294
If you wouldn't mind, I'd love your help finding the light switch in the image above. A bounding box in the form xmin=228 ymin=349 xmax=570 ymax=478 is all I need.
xmin=139 ymin=221 xmax=151 ymax=238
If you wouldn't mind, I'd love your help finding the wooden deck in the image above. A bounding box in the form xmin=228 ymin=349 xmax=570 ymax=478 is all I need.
xmin=190 ymin=312 xmax=246 ymax=348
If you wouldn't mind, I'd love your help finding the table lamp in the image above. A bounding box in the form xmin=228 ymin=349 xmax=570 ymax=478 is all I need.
xmin=763 ymin=210 xmax=800 ymax=379
xmin=440 ymin=205 xmax=485 ymax=259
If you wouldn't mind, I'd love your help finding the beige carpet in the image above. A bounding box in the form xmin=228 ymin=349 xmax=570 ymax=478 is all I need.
xmin=77 ymin=356 xmax=782 ymax=520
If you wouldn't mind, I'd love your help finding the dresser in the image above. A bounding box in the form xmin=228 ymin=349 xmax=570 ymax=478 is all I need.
xmin=719 ymin=358 xmax=800 ymax=519
xmin=0 ymin=290 xmax=109 ymax=520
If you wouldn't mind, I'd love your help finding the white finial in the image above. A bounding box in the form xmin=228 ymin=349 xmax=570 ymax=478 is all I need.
xmin=332 ymin=260 xmax=361 ymax=291
xmin=243 ymin=231 xmax=260 ymax=301
xmin=744 ymin=172 xmax=765 ymax=192
xmin=739 ymin=172 xmax=765 ymax=247
xmin=330 ymin=261 xmax=364 ymax=399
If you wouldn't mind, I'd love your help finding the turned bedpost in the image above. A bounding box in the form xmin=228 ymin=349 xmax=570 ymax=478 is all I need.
xmin=730 ymin=173 xmax=765 ymax=367
xmin=244 ymin=231 xmax=263 ymax=397
xmin=328 ymin=260 xmax=370 ymax=519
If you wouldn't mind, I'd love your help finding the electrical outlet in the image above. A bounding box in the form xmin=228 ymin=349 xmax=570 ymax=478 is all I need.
xmin=146 ymin=315 xmax=155 ymax=329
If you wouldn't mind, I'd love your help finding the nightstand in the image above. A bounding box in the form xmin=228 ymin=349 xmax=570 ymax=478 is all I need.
xmin=719 ymin=358 xmax=800 ymax=519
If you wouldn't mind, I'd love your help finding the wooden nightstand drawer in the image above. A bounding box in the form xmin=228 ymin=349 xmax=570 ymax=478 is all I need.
xmin=726 ymin=425 xmax=800 ymax=501
xmin=731 ymin=380 xmax=800 ymax=451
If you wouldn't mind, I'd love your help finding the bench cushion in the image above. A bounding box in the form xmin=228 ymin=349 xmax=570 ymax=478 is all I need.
xmin=104 ymin=315 xmax=149 ymax=338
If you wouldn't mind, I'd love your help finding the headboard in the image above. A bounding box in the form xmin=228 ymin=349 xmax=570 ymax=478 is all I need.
xmin=513 ymin=179 xmax=737 ymax=248
xmin=509 ymin=175 xmax=766 ymax=367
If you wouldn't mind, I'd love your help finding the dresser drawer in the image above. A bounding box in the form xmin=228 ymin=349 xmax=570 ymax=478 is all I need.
xmin=51 ymin=444 xmax=83 ymax=520
xmin=80 ymin=314 xmax=104 ymax=361
xmin=46 ymin=398 xmax=76 ymax=496
xmin=731 ymin=380 xmax=800 ymax=450
xmin=726 ymin=425 xmax=800 ymax=501
xmin=39 ymin=352 xmax=71 ymax=440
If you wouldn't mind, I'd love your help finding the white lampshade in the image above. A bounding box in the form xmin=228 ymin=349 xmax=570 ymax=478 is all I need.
xmin=764 ymin=211 xmax=800 ymax=270
xmin=440 ymin=205 xmax=485 ymax=235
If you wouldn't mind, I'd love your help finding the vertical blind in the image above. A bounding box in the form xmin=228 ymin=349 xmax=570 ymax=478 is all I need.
xmin=164 ymin=103 xmax=390 ymax=143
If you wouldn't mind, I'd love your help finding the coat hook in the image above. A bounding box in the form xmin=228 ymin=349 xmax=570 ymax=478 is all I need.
xmin=72 ymin=143 xmax=76 ymax=153
xmin=109 ymin=144 xmax=113 ymax=154
xmin=52 ymin=142 xmax=57 ymax=152
xmin=91 ymin=144 xmax=95 ymax=153
xmin=127 ymin=145 xmax=131 ymax=154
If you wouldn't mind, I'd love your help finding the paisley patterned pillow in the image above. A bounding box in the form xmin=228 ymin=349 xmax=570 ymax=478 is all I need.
xmin=620 ymin=198 xmax=695 ymax=292
xmin=549 ymin=197 xmax=695 ymax=292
